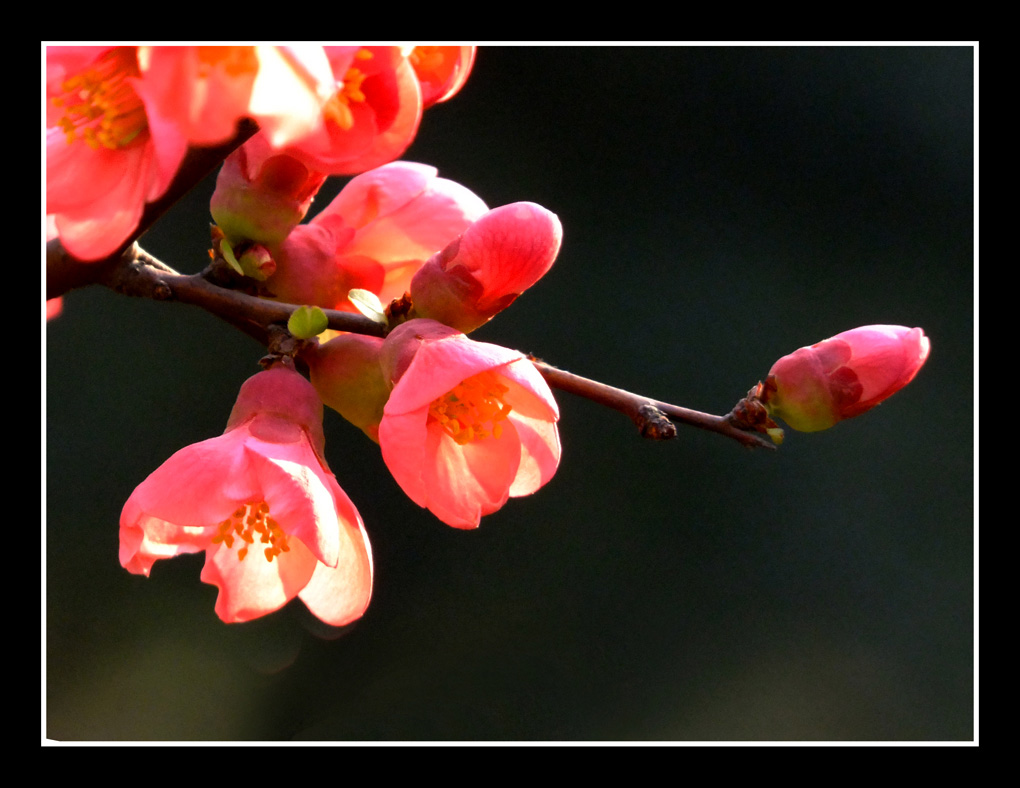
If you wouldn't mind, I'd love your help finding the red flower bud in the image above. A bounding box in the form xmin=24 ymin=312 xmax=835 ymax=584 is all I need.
xmin=763 ymin=325 xmax=930 ymax=432
xmin=409 ymin=202 xmax=562 ymax=333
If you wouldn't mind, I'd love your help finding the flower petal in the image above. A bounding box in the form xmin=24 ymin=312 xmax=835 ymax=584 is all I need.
xmin=201 ymin=535 xmax=319 ymax=623
xmin=298 ymin=516 xmax=373 ymax=626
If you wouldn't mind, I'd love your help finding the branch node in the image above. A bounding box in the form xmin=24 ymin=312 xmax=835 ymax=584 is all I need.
xmin=634 ymin=404 xmax=677 ymax=441
xmin=153 ymin=281 xmax=173 ymax=301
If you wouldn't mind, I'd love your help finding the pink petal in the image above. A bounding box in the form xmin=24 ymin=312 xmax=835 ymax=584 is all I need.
xmin=201 ymin=534 xmax=319 ymax=623
xmin=298 ymin=517 xmax=373 ymax=626
xmin=419 ymin=418 xmax=520 ymax=529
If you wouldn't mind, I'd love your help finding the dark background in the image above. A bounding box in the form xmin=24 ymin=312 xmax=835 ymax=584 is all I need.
xmin=46 ymin=46 xmax=974 ymax=741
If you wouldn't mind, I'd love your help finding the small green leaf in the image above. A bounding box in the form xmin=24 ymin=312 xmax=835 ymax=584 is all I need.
xmin=220 ymin=237 xmax=244 ymax=275
xmin=348 ymin=288 xmax=387 ymax=325
xmin=288 ymin=305 xmax=329 ymax=339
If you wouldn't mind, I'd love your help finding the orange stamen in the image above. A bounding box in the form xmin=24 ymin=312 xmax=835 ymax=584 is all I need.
xmin=50 ymin=47 xmax=148 ymax=150
xmin=211 ymin=501 xmax=290 ymax=562
xmin=321 ymin=48 xmax=373 ymax=131
xmin=429 ymin=370 xmax=513 ymax=446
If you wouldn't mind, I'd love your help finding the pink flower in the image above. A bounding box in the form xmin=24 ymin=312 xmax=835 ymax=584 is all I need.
xmin=763 ymin=325 xmax=931 ymax=432
xmin=278 ymin=46 xmax=424 ymax=176
xmin=46 ymin=46 xmax=189 ymax=261
xmin=268 ymin=161 xmax=487 ymax=311
xmin=134 ymin=45 xmax=336 ymax=148
xmin=378 ymin=319 xmax=561 ymax=529
xmin=409 ymin=202 xmax=562 ymax=333
xmin=119 ymin=365 xmax=372 ymax=625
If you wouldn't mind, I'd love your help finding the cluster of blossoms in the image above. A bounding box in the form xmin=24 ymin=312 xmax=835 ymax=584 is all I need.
xmin=48 ymin=45 xmax=567 ymax=625
xmin=46 ymin=45 xmax=474 ymax=262
xmin=47 ymin=46 xmax=930 ymax=629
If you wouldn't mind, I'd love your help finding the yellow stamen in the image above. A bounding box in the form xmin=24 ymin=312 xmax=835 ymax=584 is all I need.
xmin=211 ymin=501 xmax=290 ymax=562
xmin=51 ymin=47 xmax=148 ymax=150
xmin=321 ymin=48 xmax=373 ymax=131
xmin=429 ymin=370 xmax=513 ymax=446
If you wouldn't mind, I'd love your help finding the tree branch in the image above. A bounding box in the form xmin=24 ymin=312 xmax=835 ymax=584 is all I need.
xmin=531 ymin=361 xmax=777 ymax=450
xmin=58 ymin=244 xmax=776 ymax=450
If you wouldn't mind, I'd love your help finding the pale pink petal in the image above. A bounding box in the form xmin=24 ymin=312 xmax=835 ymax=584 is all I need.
xmin=201 ymin=535 xmax=319 ymax=623
xmin=249 ymin=45 xmax=336 ymax=148
xmin=315 ymin=161 xmax=436 ymax=228
xmin=419 ymin=419 xmax=520 ymax=529
xmin=242 ymin=447 xmax=342 ymax=569
xmin=119 ymin=509 xmax=213 ymax=576
xmin=507 ymin=412 xmax=562 ymax=498
xmin=298 ymin=517 xmax=373 ymax=626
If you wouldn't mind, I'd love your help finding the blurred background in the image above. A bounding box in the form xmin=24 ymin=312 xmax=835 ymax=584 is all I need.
xmin=45 ymin=45 xmax=974 ymax=742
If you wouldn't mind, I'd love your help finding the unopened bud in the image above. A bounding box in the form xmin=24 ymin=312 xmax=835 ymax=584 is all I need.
xmin=762 ymin=325 xmax=930 ymax=432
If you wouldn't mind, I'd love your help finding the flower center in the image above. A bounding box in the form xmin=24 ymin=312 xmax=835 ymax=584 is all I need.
xmin=50 ymin=47 xmax=148 ymax=150
xmin=321 ymin=48 xmax=373 ymax=131
xmin=429 ymin=370 xmax=513 ymax=445
xmin=211 ymin=501 xmax=291 ymax=562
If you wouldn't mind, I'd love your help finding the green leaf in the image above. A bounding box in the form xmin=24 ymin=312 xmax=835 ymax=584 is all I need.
xmin=288 ymin=305 xmax=329 ymax=339
xmin=219 ymin=237 xmax=244 ymax=275
xmin=348 ymin=288 xmax=387 ymax=325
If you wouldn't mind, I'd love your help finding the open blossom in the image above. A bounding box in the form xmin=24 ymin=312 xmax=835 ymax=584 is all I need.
xmin=762 ymin=325 xmax=930 ymax=432
xmin=134 ymin=45 xmax=335 ymax=148
xmin=268 ymin=161 xmax=487 ymax=311
xmin=277 ymin=46 xmax=423 ymax=176
xmin=269 ymin=46 xmax=475 ymax=177
xmin=410 ymin=201 xmax=562 ymax=333
xmin=46 ymin=46 xmax=338 ymax=262
xmin=119 ymin=365 xmax=372 ymax=625
xmin=378 ymin=319 xmax=560 ymax=529
xmin=46 ymin=46 xmax=188 ymax=261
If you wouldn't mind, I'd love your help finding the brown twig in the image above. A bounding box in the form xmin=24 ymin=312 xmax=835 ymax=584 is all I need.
xmin=100 ymin=245 xmax=387 ymax=339
xmin=532 ymin=361 xmax=777 ymax=450
xmin=52 ymin=243 xmax=776 ymax=450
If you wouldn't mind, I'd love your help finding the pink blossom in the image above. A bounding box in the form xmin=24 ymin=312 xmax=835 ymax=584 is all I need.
xmin=133 ymin=45 xmax=336 ymax=148
xmin=46 ymin=46 xmax=189 ymax=261
xmin=763 ymin=325 xmax=931 ymax=432
xmin=378 ymin=319 xmax=560 ymax=529
xmin=268 ymin=161 xmax=487 ymax=311
xmin=409 ymin=202 xmax=562 ymax=333
xmin=119 ymin=366 xmax=372 ymax=625
xmin=278 ymin=46 xmax=424 ymax=176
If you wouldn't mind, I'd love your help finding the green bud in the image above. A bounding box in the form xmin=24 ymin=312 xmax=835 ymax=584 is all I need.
xmin=288 ymin=305 xmax=329 ymax=339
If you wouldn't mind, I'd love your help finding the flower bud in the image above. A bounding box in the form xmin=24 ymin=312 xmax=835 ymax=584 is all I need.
xmin=409 ymin=202 xmax=562 ymax=333
xmin=306 ymin=334 xmax=390 ymax=442
xmin=763 ymin=325 xmax=930 ymax=432
xmin=210 ymin=133 xmax=327 ymax=247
